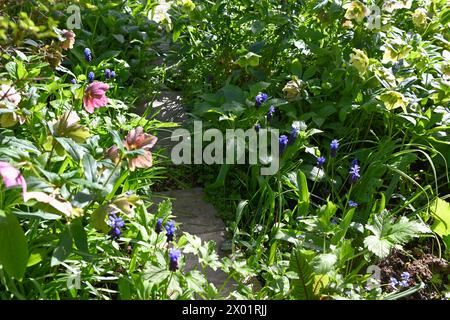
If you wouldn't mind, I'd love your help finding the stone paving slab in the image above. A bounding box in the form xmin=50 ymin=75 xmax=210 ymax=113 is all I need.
xmin=152 ymin=188 xmax=236 ymax=296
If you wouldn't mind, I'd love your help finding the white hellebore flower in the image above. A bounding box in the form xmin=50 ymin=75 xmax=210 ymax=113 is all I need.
xmin=149 ymin=0 xmax=172 ymax=30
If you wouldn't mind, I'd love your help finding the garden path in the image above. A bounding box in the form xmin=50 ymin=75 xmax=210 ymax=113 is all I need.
xmin=138 ymin=91 xmax=239 ymax=296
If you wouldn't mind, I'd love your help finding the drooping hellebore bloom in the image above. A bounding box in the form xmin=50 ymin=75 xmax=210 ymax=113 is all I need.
xmin=61 ymin=30 xmax=76 ymax=50
xmin=169 ymin=248 xmax=181 ymax=272
xmin=349 ymin=163 xmax=361 ymax=183
xmin=0 ymin=161 xmax=27 ymax=198
xmin=88 ymin=71 xmax=95 ymax=83
xmin=0 ymin=84 xmax=25 ymax=128
xmin=255 ymin=92 xmax=268 ymax=107
xmin=316 ymin=156 xmax=326 ymax=168
xmin=330 ymin=139 xmax=339 ymax=158
xmin=107 ymin=212 xmax=125 ymax=240
xmin=83 ymin=81 xmax=109 ymax=113
xmin=267 ymin=105 xmax=275 ymax=121
xmin=124 ymin=127 xmax=158 ymax=171
xmin=84 ymin=48 xmax=92 ymax=62
xmin=155 ymin=218 xmax=163 ymax=234
xmin=165 ymin=220 xmax=176 ymax=242
xmin=279 ymin=135 xmax=288 ymax=153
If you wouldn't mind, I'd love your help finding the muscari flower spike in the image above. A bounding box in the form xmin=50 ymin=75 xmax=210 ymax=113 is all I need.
xmin=88 ymin=71 xmax=95 ymax=83
xmin=255 ymin=123 xmax=261 ymax=132
xmin=70 ymin=78 xmax=76 ymax=84
xmin=279 ymin=135 xmax=288 ymax=153
xmin=107 ymin=212 xmax=125 ymax=240
xmin=169 ymin=248 xmax=181 ymax=272
xmin=330 ymin=139 xmax=339 ymax=158
xmin=349 ymin=163 xmax=361 ymax=183
xmin=290 ymin=126 xmax=299 ymax=141
xmin=110 ymin=70 xmax=116 ymax=78
xmin=155 ymin=218 xmax=163 ymax=234
xmin=255 ymin=92 xmax=268 ymax=107
xmin=104 ymin=69 xmax=111 ymax=79
xmin=84 ymin=48 xmax=92 ymax=62
xmin=165 ymin=220 xmax=176 ymax=242
xmin=267 ymin=105 xmax=275 ymax=121
xmin=316 ymin=156 xmax=326 ymax=168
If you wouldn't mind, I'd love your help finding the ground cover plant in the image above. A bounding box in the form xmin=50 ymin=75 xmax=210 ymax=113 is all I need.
xmin=0 ymin=0 xmax=449 ymax=300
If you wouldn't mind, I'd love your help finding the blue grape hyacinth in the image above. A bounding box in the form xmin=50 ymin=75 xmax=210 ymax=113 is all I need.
xmin=349 ymin=163 xmax=361 ymax=183
xmin=155 ymin=218 xmax=163 ymax=234
xmin=169 ymin=248 xmax=181 ymax=272
xmin=70 ymin=78 xmax=76 ymax=84
xmin=165 ymin=220 xmax=176 ymax=242
xmin=330 ymin=139 xmax=339 ymax=158
xmin=255 ymin=123 xmax=261 ymax=132
xmin=279 ymin=135 xmax=288 ymax=152
xmin=88 ymin=71 xmax=95 ymax=83
xmin=267 ymin=105 xmax=275 ymax=121
xmin=255 ymin=92 xmax=268 ymax=107
xmin=104 ymin=69 xmax=111 ymax=79
xmin=316 ymin=156 xmax=326 ymax=168
xmin=84 ymin=48 xmax=92 ymax=62
xmin=107 ymin=212 xmax=125 ymax=240
xmin=290 ymin=126 xmax=299 ymax=141
xmin=110 ymin=70 xmax=116 ymax=78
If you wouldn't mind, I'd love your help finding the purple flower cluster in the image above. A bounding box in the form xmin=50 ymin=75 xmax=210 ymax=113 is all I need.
xmin=84 ymin=48 xmax=92 ymax=62
xmin=165 ymin=220 xmax=176 ymax=242
xmin=155 ymin=218 xmax=163 ymax=234
xmin=390 ymin=272 xmax=411 ymax=289
xmin=267 ymin=105 xmax=275 ymax=121
xmin=169 ymin=248 xmax=181 ymax=272
xmin=349 ymin=163 xmax=361 ymax=183
xmin=255 ymin=92 xmax=268 ymax=107
xmin=107 ymin=212 xmax=125 ymax=240
xmin=279 ymin=135 xmax=288 ymax=152
xmin=88 ymin=71 xmax=95 ymax=83
xmin=316 ymin=156 xmax=326 ymax=168
xmin=330 ymin=139 xmax=339 ymax=158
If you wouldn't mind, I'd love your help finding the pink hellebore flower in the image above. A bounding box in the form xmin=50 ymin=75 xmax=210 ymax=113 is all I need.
xmin=83 ymin=81 xmax=109 ymax=114
xmin=124 ymin=127 xmax=158 ymax=171
xmin=0 ymin=161 xmax=27 ymax=198
xmin=61 ymin=30 xmax=76 ymax=50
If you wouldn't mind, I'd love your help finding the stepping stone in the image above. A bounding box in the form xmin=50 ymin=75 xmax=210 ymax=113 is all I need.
xmin=134 ymin=91 xmax=186 ymax=153
xmin=152 ymin=188 xmax=236 ymax=297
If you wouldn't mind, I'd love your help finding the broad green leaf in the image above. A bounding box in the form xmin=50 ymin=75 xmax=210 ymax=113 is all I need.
xmin=91 ymin=205 xmax=109 ymax=232
xmin=289 ymin=248 xmax=316 ymax=300
xmin=312 ymin=253 xmax=337 ymax=274
xmin=364 ymin=235 xmax=392 ymax=259
xmin=430 ymin=198 xmax=450 ymax=238
xmin=0 ymin=210 xmax=29 ymax=279
xmin=70 ymin=218 xmax=89 ymax=253
xmin=51 ymin=226 xmax=73 ymax=266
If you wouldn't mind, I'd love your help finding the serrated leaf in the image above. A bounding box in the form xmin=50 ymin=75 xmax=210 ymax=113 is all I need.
xmin=364 ymin=235 xmax=392 ymax=258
